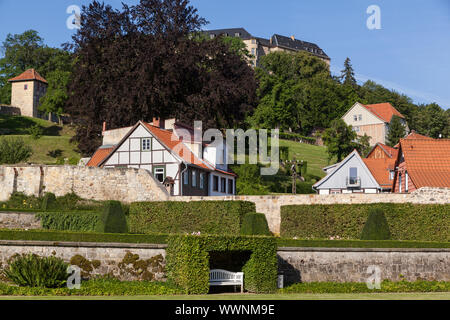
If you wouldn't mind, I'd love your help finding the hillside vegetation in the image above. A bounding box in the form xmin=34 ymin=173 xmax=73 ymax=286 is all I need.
xmin=0 ymin=114 xmax=80 ymax=164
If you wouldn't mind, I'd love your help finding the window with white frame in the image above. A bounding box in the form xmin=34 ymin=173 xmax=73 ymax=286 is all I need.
xmin=353 ymin=115 xmax=357 ymax=121
xmin=192 ymin=170 xmax=197 ymax=187
xmin=153 ymin=166 xmax=165 ymax=183
xmin=358 ymin=114 xmax=362 ymax=121
xmin=142 ymin=138 xmax=151 ymax=151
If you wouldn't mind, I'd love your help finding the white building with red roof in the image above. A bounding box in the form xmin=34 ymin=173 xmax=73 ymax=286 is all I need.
xmin=342 ymin=102 xmax=409 ymax=145
xmin=86 ymin=118 xmax=236 ymax=196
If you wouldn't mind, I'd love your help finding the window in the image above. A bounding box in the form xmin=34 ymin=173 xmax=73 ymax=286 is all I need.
xmin=251 ymin=39 xmax=256 ymax=44
xmin=183 ymin=170 xmax=189 ymax=185
xmin=353 ymin=115 xmax=357 ymax=121
xmin=192 ymin=170 xmax=197 ymax=187
xmin=213 ymin=175 xmax=219 ymax=191
xmin=349 ymin=167 xmax=358 ymax=184
xmin=353 ymin=126 xmax=360 ymax=132
xmin=234 ymin=32 xmax=240 ymax=37
xmin=24 ymin=84 xmax=28 ymax=90
xmin=251 ymin=48 xmax=255 ymax=55
xmin=358 ymin=114 xmax=362 ymax=121
xmin=398 ymin=173 xmax=402 ymax=193
xmin=209 ymin=34 xmax=215 ymax=39
xmin=405 ymin=171 xmax=408 ymax=192
xmin=227 ymin=179 xmax=233 ymax=194
xmin=220 ymin=177 xmax=226 ymax=193
xmin=142 ymin=138 xmax=151 ymax=151
xmin=200 ymin=173 xmax=205 ymax=189
xmin=389 ymin=171 xmax=394 ymax=180
xmin=153 ymin=166 xmax=165 ymax=183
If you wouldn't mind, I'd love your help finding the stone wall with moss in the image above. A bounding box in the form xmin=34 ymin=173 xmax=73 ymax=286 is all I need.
xmin=0 ymin=240 xmax=166 ymax=281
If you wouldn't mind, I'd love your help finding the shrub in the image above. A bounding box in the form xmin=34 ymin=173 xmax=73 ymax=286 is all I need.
xmin=37 ymin=211 xmax=100 ymax=232
xmin=129 ymin=201 xmax=255 ymax=235
xmin=95 ymin=201 xmax=128 ymax=233
xmin=360 ymin=208 xmax=391 ymax=240
xmin=0 ymin=192 xmax=42 ymax=210
xmin=279 ymin=280 xmax=450 ymax=294
xmin=3 ymin=253 xmax=68 ymax=288
xmin=41 ymin=192 xmax=57 ymax=211
xmin=166 ymin=235 xmax=277 ymax=294
xmin=230 ymin=164 xmax=270 ymax=195
xmin=27 ymin=124 xmax=44 ymax=139
xmin=280 ymin=203 xmax=450 ymax=241
xmin=240 ymin=213 xmax=271 ymax=236
xmin=0 ymin=136 xmax=32 ymax=164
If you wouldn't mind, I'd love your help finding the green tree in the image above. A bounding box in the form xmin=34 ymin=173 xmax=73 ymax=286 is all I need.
xmin=322 ymin=119 xmax=357 ymax=162
xmin=355 ymin=133 xmax=371 ymax=157
xmin=386 ymin=115 xmax=406 ymax=147
xmin=230 ymin=164 xmax=270 ymax=195
xmin=339 ymin=57 xmax=357 ymax=87
xmin=0 ymin=136 xmax=33 ymax=164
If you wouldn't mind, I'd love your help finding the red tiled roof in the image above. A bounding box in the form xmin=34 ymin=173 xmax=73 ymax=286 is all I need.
xmin=363 ymin=158 xmax=396 ymax=188
xmin=142 ymin=122 xmax=210 ymax=170
xmin=367 ymin=142 xmax=398 ymax=159
xmin=394 ymin=130 xmax=433 ymax=148
xmin=399 ymin=139 xmax=450 ymax=188
xmin=86 ymin=147 xmax=114 ymax=167
xmin=362 ymin=103 xmax=404 ymax=123
xmin=8 ymin=69 xmax=48 ymax=84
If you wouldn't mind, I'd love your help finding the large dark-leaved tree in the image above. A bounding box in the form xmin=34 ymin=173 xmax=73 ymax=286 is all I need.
xmin=65 ymin=0 xmax=257 ymax=155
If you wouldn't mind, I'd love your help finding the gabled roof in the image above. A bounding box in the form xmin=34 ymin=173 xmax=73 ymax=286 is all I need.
xmin=86 ymin=146 xmax=114 ymax=167
xmin=8 ymin=69 xmax=48 ymax=84
xmin=363 ymin=158 xmax=396 ymax=189
xmin=313 ymin=150 xmax=380 ymax=189
xmin=362 ymin=103 xmax=404 ymax=123
xmin=394 ymin=130 xmax=433 ymax=148
xmin=397 ymin=138 xmax=450 ymax=188
xmin=366 ymin=142 xmax=398 ymax=159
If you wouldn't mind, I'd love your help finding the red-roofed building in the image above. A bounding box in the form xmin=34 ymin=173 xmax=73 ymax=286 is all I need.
xmin=86 ymin=119 xmax=236 ymax=196
xmin=366 ymin=142 xmax=399 ymax=160
xmin=8 ymin=69 xmax=48 ymax=118
xmin=393 ymin=138 xmax=450 ymax=193
xmin=342 ymin=102 xmax=408 ymax=145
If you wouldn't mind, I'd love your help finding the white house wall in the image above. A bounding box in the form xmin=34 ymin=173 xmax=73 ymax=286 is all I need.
xmin=342 ymin=103 xmax=385 ymax=126
xmin=103 ymin=123 xmax=181 ymax=196
xmin=315 ymin=153 xmax=379 ymax=190
xmin=208 ymin=171 xmax=235 ymax=196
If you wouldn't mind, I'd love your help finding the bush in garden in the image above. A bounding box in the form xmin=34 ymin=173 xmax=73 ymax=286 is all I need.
xmin=360 ymin=208 xmax=391 ymax=240
xmin=3 ymin=253 xmax=68 ymax=288
xmin=95 ymin=200 xmax=128 ymax=233
xmin=0 ymin=136 xmax=32 ymax=164
xmin=240 ymin=213 xmax=271 ymax=236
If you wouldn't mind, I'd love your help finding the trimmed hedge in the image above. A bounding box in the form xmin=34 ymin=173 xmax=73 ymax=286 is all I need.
xmin=95 ymin=201 xmax=128 ymax=233
xmin=280 ymin=203 xmax=450 ymax=241
xmin=166 ymin=235 xmax=278 ymax=294
xmin=279 ymin=280 xmax=450 ymax=294
xmin=0 ymin=278 xmax=183 ymax=296
xmin=0 ymin=229 xmax=168 ymax=244
xmin=276 ymin=238 xmax=450 ymax=248
xmin=129 ymin=201 xmax=256 ymax=235
xmin=360 ymin=208 xmax=391 ymax=240
xmin=37 ymin=211 xmax=100 ymax=232
xmin=240 ymin=213 xmax=271 ymax=236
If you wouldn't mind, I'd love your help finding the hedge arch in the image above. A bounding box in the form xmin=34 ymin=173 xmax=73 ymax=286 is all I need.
xmin=166 ymin=235 xmax=278 ymax=294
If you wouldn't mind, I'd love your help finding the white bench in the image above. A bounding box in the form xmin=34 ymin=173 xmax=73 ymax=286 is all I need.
xmin=209 ymin=269 xmax=244 ymax=293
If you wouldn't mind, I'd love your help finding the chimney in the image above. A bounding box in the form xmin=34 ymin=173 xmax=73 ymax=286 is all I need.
xmin=290 ymin=35 xmax=295 ymax=41
xmin=102 ymin=121 xmax=106 ymax=135
xmin=152 ymin=117 xmax=160 ymax=127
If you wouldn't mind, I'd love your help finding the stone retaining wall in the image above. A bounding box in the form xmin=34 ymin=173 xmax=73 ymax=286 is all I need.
xmin=0 ymin=212 xmax=40 ymax=230
xmin=0 ymin=241 xmax=448 ymax=284
xmin=277 ymin=247 xmax=450 ymax=285
xmin=0 ymin=240 xmax=167 ymax=281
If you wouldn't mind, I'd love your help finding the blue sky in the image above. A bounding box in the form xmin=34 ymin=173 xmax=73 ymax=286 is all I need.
xmin=1 ymin=0 xmax=449 ymax=109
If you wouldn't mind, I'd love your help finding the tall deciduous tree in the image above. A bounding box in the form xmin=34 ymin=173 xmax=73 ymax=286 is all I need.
xmin=322 ymin=119 xmax=357 ymax=162
xmin=65 ymin=0 xmax=257 ymax=155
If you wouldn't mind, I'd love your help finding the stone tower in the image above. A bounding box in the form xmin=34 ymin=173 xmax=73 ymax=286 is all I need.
xmin=8 ymin=69 xmax=48 ymax=118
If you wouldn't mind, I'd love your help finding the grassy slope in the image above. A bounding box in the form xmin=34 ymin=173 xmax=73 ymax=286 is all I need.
xmin=0 ymin=114 xmax=80 ymax=164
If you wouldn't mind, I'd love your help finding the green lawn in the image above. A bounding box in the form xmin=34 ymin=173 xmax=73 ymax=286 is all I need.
xmin=0 ymin=114 xmax=81 ymax=164
xmin=0 ymin=292 xmax=448 ymax=300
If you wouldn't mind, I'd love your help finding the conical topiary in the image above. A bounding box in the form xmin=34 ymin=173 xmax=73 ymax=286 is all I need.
xmin=240 ymin=213 xmax=271 ymax=236
xmin=360 ymin=208 xmax=391 ymax=240
xmin=95 ymin=200 xmax=128 ymax=233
